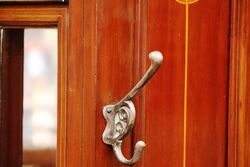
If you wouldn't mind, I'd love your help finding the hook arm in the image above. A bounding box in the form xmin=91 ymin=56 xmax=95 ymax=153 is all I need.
xmin=115 ymin=51 xmax=163 ymax=110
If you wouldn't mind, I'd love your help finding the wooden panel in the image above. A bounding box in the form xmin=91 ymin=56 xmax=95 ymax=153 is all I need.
xmin=82 ymin=0 xmax=96 ymax=166
xmin=132 ymin=0 xmax=147 ymax=166
xmin=142 ymin=0 xmax=230 ymax=167
xmin=144 ymin=0 xmax=185 ymax=166
xmin=228 ymin=0 xmax=250 ymax=166
xmin=94 ymin=0 xmax=135 ymax=166
xmin=23 ymin=150 xmax=56 ymax=166
xmin=66 ymin=0 xmax=84 ymax=166
xmin=187 ymin=0 xmax=230 ymax=166
xmin=72 ymin=0 xmax=136 ymax=165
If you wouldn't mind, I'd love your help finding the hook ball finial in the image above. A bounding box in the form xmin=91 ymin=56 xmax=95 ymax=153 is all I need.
xmin=135 ymin=141 xmax=146 ymax=149
xmin=149 ymin=51 xmax=163 ymax=64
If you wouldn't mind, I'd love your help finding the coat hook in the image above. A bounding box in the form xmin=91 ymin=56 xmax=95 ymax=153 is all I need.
xmin=102 ymin=51 xmax=163 ymax=165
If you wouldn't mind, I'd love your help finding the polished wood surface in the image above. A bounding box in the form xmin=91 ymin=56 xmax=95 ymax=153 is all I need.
xmin=228 ymin=0 xmax=250 ymax=166
xmin=23 ymin=149 xmax=56 ymax=167
xmin=144 ymin=0 xmax=230 ymax=166
xmin=76 ymin=0 xmax=136 ymax=166
xmin=95 ymin=0 xmax=134 ymax=166
xmin=80 ymin=0 xmax=231 ymax=166
xmin=0 ymin=1 xmax=249 ymax=167
xmin=144 ymin=0 xmax=185 ymax=166
xmin=66 ymin=0 xmax=84 ymax=166
xmin=82 ymin=0 xmax=96 ymax=166
xmin=187 ymin=1 xmax=230 ymax=166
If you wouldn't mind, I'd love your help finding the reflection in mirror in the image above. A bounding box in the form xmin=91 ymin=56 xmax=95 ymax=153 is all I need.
xmin=23 ymin=29 xmax=57 ymax=167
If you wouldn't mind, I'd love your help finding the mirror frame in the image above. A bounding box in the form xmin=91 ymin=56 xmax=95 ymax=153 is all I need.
xmin=0 ymin=5 xmax=68 ymax=167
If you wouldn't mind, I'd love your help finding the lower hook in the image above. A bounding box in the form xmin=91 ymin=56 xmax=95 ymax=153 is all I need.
xmin=113 ymin=140 xmax=146 ymax=166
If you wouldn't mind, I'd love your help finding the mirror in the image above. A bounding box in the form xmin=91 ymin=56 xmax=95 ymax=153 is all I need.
xmin=23 ymin=28 xmax=58 ymax=167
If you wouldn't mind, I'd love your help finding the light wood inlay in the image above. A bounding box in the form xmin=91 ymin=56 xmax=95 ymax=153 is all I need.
xmin=176 ymin=0 xmax=198 ymax=5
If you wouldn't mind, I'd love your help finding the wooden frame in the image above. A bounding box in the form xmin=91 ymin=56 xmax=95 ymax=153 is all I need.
xmin=0 ymin=0 xmax=67 ymax=3
xmin=0 ymin=5 xmax=68 ymax=167
xmin=0 ymin=28 xmax=24 ymax=167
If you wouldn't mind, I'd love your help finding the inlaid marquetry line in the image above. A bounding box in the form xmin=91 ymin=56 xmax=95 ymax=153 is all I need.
xmin=176 ymin=0 xmax=198 ymax=4
xmin=175 ymin=0 xmax=199 ymax=167
xmin=183 ymin=1 xmax=189 ymax=167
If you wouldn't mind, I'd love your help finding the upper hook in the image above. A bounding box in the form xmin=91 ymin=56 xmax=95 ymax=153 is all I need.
xmin=114 ymin=51 xmax=163 ymax=110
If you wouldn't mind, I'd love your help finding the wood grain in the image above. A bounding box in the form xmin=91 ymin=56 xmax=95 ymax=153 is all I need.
xmin=144 ymin=0 xmax=185 ymax=166
xmin=228 ymin=0 xmax=250 ymax=166
xmin=142 ymin=0 xmax=230 ymax=166
xmin=23 ymin=149 xmax=56 ymax=167
xmin=187 ymin=0 xmax=230 ymax=166
xmin=66 ymin=0 xmax=84 ymax=166
xmin=95 ymin=0 xmax=135 ymax=166
xmin=82 ymin=0 xmax=96 ymax=166
xmin=0 ymin=1 xmax=249 ymax=167
xmin=133 ymin=0 xmax=147 ymax=166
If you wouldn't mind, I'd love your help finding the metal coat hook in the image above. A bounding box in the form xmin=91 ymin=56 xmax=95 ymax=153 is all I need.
xmin=102 ymin=51 xmax=163 ymax=165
